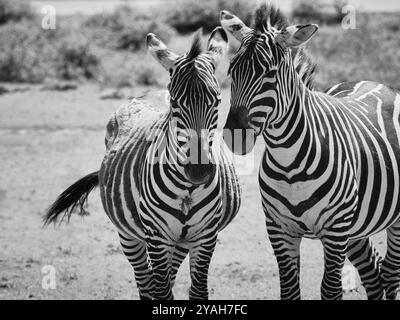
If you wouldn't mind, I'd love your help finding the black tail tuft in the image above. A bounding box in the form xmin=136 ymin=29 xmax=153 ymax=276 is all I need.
xmin=43 ymin=171 xmax=99 ymax=226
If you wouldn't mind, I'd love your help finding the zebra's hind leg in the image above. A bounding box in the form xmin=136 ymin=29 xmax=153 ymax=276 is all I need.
xmin=347 ymin=238 xmax=384 ymax=300
xmin=188 ymin=234 xmax=218 ymax=300
xmin=119 ymin=233 xmax=154 ymax=300
xmin=321 ymin=236 xmax=348 ymax=300
xmin=381 ymin=222 xmax=400 ymax=300
xmin=266 ymin=217 xmax=302 ymax=300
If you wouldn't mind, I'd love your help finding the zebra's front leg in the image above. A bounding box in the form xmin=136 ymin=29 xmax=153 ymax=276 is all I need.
xmin=347 ymin=238 xmax=384 ymax=300
xmin=171 ymin=245 xmax=189 ymax=288
xmin=188 ymin=234 xmax=218 ymax=300
xmin=321 ymin=236 xmax=348 ymax=300
xmin=266 ymin=217 xmax=302 ymax=300
xmin=119 ymin=234 xmax=154 ymax=300
xmin=381 ymin=222 xmax=400 ymax=300
xmin=147 ymin=239 xmax=175 ymax=300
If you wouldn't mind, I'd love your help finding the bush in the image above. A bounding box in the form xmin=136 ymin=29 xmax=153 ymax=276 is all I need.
xmin=0 ymin=0 xmax=34 ymax=25
xmin=166 ymin=0 xmax=254 ymax=34
xmin=99 ymin=50 xmax=168 ymax=88
xmin=292 ymin=0 xmax=348 ymax=25
xmin=55 ymin=33 xmax=100 ymax=80
xmin=0 ymin=21 xmax=54 ymax=82
xmin=308 ymin=13 xmax=400 ymax=91
xmin=84 ymin=5 xmax=175 ymax=51
xmin=0 ymin=19 xmax=100 ymax=83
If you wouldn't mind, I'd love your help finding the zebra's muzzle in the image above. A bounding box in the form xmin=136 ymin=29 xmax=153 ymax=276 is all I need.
xmin=184 ymin=163 xmax=216 ymax=186
xmin=223 ymin=107 xmax=256 ymax=155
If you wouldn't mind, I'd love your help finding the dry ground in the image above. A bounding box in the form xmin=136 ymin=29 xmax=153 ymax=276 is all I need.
xmin=0 ymin=83 xmax=387 ymax=300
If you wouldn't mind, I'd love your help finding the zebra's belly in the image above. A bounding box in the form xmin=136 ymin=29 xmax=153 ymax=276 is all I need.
xmin=348 ymin=176 xmax=400 ymax=240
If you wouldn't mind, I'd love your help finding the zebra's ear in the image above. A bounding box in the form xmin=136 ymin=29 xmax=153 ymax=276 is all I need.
xmin=220 ymin=10 xmax=252 ymax=43
xmin=207 ymin=27 xmax=228 ymax=68
xmin=276 ymin=24 xmax=319 ymax=48
xmin=146 ymin=33 xmax=179 ymax=71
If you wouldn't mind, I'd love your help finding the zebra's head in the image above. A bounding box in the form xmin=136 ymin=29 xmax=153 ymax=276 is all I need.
xmin=220 ymin=5 xmax=318 ymax=155
xmin=146 ymin=28 xmax=227 ymax=185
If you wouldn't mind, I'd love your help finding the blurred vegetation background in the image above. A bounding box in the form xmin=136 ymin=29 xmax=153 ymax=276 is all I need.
xmin=0 ymin=0 xmax=399 ymax=90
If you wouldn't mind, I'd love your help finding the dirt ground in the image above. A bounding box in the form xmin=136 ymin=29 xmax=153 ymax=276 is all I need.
xmin=0 ymin=83 xmax=388 ymax=300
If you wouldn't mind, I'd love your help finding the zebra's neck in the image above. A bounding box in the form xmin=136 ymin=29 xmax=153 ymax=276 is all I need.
xmin=261 ymin=56 xmax=316 ymax=172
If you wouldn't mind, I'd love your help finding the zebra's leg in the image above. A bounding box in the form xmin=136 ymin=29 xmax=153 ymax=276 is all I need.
xmin=170 ymin=245 xmax=189 ymax=288
xmin=347 ymin=238 xmax=384 ymax=300
xmin=381 ymin=222 xmax=400 ymax=300
xmin=188 ymin=234 xmax=218 ymax=300
xmin=320 ymin=236 xmax=349 ymax=300
xmin=119 ymin=233 xmax=154 ymax=300
xmin=147 ymin=239 xmax=175 ymax=300
xmin=266 ymin=217 xmax=302 ymax=300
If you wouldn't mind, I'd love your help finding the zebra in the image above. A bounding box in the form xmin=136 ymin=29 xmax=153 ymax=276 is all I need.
xmin=44 ymin=28 xmax=241 ymax=300
xmin=220 ymin=4 xmax=400 ymax=300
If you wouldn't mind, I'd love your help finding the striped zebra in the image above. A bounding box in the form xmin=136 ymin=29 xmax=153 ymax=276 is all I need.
xmin=44 ymin=28 xmax=241 ymax=300
xmin=220 ymin=4 xmax=400 ymax=300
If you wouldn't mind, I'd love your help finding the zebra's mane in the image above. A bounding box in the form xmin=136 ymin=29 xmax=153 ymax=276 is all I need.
xmin=292 ymin=47 xmax=317 ymax=90
xmin=186 ymin=30 xmax=203 ymax=61
xmin=253 ymin=4 xmax=317 ymax=90
xmin=254 ymin=4 xmax=289 ymax=32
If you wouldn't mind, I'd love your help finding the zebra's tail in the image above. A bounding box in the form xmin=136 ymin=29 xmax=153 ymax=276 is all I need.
xmin=43 ymin=171 xmax=99 ymax=226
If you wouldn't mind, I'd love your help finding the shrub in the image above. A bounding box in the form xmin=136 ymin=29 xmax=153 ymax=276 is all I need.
xmin=292 ymin=0 xmax=348 ymax=25
xmin=0 ymin=0 xmax=34 ymax=25
xmin=0 ymin=21 xmax=54 ymax=82
xmin=84 ymin=5 xmax=175 ymax=51
xmin=55 ymin=32 xmax=100 ymax=80
xmin=0 ymin=19 xmax=100 ymax=83
xmin=308 ymin=13 xmax=400 ymax=91
xmin=166 ymin=0 xmax=254 ymax=34
xmin=99 ymin=51 xmax=168 ymax=88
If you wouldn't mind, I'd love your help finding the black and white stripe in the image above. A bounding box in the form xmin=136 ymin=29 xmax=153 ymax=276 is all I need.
xmin=222 ymin=4 xmax=400 ymax=300
xmin=44 ymin=29 xmax=241 ymax=300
